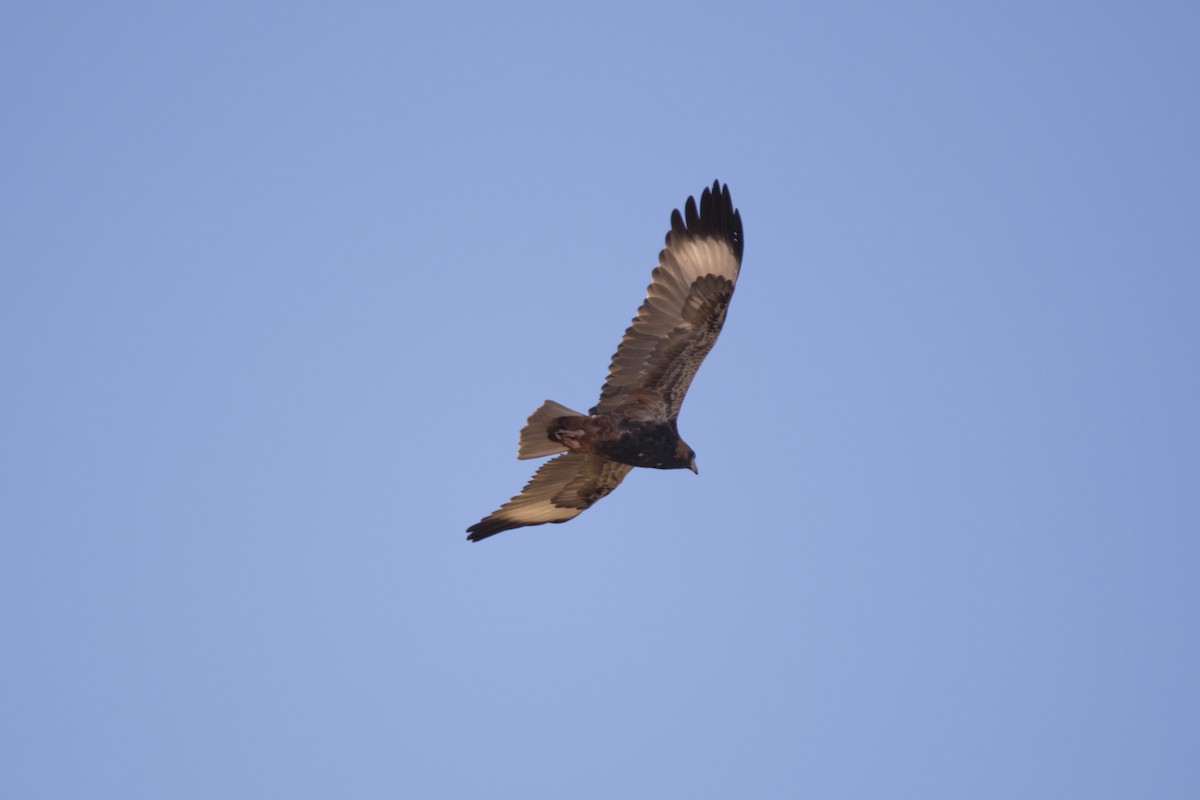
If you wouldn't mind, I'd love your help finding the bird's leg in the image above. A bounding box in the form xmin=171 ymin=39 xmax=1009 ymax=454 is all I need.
xmin=553 ymin=427 xmax=587 ymax=451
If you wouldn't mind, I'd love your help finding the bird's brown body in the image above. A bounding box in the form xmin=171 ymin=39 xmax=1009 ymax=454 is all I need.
xmin=548 ymin=413 xmax=696 ymax=471
xmin=467 ymin=181 xmax=743 ymax=541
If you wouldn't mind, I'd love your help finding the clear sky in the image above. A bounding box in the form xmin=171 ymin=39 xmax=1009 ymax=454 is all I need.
xmin=3 ymin=2 xmax=1198 ymax=798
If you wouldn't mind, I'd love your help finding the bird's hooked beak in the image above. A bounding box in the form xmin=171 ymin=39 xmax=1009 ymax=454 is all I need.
xmin=688 ymin=459 xmax=699 ymax=475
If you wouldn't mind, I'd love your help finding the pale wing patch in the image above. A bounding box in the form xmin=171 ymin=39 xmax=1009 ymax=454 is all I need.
xmin=667 ymin=236 xmax=741 ymax=286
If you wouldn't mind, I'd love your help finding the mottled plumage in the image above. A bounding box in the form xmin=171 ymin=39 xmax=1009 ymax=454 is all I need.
xmin=467 ymin=181 xmax=743 ymax=541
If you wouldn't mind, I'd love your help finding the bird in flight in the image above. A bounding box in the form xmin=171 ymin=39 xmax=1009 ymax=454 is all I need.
xmin=467 ymin=181 xmax=744 ymax=541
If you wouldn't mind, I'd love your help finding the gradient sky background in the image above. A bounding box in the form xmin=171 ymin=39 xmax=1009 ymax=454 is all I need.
xmin=3 ymin=2 xmax=1198 ymax=798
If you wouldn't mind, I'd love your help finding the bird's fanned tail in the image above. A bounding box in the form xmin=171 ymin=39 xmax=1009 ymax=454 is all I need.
xmin=517 ymin=400 xmax=581 ymax=459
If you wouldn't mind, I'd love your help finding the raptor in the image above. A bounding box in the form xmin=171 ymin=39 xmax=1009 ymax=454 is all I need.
xmin=467 ymin=181 xmax=744 ymax=541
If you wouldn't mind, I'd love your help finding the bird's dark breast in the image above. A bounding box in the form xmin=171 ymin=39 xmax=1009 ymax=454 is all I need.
xmin=598 ymin=419 xmax=688 ymax=469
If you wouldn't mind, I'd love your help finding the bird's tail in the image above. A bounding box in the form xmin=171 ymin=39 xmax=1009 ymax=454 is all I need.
xmin=518 ymin=400 xmax=583 ymax=459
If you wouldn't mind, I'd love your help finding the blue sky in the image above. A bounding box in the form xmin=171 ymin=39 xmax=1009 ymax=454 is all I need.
xmin=3 ymin=2 xmax=1198 ymax=797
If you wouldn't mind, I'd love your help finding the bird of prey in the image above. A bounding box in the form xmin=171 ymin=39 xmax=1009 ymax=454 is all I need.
xmin=467 ymin=181 xmax=744 ymax=542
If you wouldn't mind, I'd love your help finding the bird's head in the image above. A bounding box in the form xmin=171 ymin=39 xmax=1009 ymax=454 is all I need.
xmin=675 ymin=440 xmax=698 ymax=474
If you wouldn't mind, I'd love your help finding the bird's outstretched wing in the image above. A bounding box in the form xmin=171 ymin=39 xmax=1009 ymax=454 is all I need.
xmin=467 ymin=453 xmax=634 ymax=542
xmin=591 ymin=181 xmax=743 ymax=421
